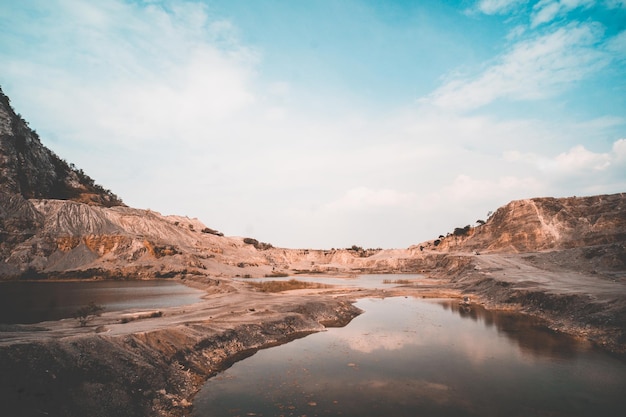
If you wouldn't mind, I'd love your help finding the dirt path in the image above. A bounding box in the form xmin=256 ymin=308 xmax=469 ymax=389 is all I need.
xmin=473 ymin=253 xmax=624 ymax=298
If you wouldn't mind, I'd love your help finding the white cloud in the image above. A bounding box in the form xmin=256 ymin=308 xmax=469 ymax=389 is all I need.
xmin=613 ymin=138 xmax=626 ymax=160
xmin=323 ymin=187 xmax=418 ymax=212
xmin=531 ymin=0 xmax=595 ymax=28
xmin=605 ymin=30 xmax=626 ymax=58
xmin=506 ymin=24 xmax=528 ymax=40
xmin=476 ymin=0 xmax=529 ymax=14
xmin=504 ymin=139 xmax=626 ymax=196
xmin=428 ymin=22 xmax=608 ymax=111
xmin=436 ymin=175 xmax=544 ymax=203
xmin=552 ymin=145 xmax=611 ymax=172
xmin=606 ymin=0 xmax=626 ymax=8
xmin=267 ymin=81 xmax=291 ymax=97
xmin=505 ymin=139 xmax=626 ymax=173
xmin=0 ymin=0 xmax=258 ymax=146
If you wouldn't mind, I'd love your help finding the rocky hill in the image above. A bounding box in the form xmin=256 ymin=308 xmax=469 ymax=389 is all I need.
xmin=421 ymin=194 xmax=626 ymax=253
xmin=0 ymin=88 xmax=123 ymax=207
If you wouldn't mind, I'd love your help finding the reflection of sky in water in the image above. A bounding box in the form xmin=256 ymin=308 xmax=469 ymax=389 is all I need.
xmin=193 ymin=297 xmax=626 ymax=417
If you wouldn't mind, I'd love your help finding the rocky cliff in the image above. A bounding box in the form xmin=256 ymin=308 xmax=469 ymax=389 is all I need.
xmin=0 ymin=87 xmax=123 ymax=207
xmin=0 ymin=86 xmax=128 ymax=271
xmin=424 ymin=194 xmax=626 ymax=253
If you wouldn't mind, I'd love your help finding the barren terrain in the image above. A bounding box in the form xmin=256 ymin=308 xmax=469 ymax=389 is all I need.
xmin=1 ymin=86 xmax=625 ymax=416
xmin=1 ymin=251 xmax=625 ymax=416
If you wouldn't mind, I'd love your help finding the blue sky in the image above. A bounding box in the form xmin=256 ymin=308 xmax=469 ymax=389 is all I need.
xmin=1 ymin=0 xmax=625 ymax=249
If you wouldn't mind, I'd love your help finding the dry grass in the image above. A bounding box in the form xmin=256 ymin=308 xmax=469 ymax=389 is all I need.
xmin=248 ymin=279 xmax=330 ymax=293
xmin=382 ymin=279 xmax=412 ymax=284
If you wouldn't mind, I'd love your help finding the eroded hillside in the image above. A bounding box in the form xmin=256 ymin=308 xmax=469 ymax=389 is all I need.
xmin=421 ymin=194 xmax=626 ymax=253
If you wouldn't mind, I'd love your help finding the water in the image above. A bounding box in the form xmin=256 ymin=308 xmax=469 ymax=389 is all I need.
xmin=0 ymin=280 xmax=205 ymax=324
xmin=192 ymin=297 xmax=626 ymax=417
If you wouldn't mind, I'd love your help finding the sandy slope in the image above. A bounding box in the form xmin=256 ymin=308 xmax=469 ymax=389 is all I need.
xmin=434 ymin=250 xmax=626 ymax=351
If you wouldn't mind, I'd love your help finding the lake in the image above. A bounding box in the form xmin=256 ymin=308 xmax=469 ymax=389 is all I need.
xmin=192 ymin=297 xmax=626 ymax=417
xmin=0 ymin=280 xmax=205 ymax=324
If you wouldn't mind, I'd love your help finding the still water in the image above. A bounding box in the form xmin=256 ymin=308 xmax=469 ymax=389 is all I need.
xmin=192 ymin=297 xmax=626 ymax=417
xmin=0 ymin=280 xmax=205 ymax=324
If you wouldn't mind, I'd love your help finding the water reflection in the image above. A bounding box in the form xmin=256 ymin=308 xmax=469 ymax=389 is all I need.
xmin=192 ymin=297 xmax=626 ymax=417
xmin=0 ymin=280 xmax=205 ymax=324
xmin=440 ymin=300 xmax=582 ymax=359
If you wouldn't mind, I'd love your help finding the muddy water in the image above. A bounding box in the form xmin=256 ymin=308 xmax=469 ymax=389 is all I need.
xmin=0 ymin=280 xmax=205 ymax=324
xmin=192 ymin=297 xmax=626 ymax=417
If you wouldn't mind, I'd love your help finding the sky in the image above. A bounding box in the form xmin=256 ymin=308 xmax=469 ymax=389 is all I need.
xmin=0 ymin=0 xmax=625 ymax=249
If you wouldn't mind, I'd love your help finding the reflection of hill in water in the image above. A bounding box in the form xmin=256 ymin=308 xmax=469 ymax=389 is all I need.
xmin=440 ymin=300 xmax=584 ymax=359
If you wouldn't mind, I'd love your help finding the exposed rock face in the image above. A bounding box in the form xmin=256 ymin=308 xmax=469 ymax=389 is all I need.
xmin=1 ymin=87 xmax=126 ymax=273
xmin=428 ymin=194 xmax=626 ymax=253
xmin=0 ymin=88 xmax=123 ymax=206
xmin=0 ymin=198 xmax=421 ymax=279
xmin=0 ymin=193 xmax=42 ymax=261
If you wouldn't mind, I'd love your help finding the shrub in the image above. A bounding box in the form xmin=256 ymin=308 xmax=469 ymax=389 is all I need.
xmin=248 ymin=279 xmax=328 ymax=293
xmin=243 ymin=237 xmax=259 ymax=246
xmin=201 ymin=227 xmax=224 ymax=236
xmin=243 ymin=238 xmax=273 ymax=250
xmin=74 ymin=302 xmax=104 ymax=327
xmin=382 ymin=279 xmax=411 ymax=284
xmin=453 ymin=225 xmax=471 ymax=236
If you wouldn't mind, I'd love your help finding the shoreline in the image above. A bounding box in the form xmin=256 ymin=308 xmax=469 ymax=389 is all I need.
xmin=1 ymin=264 xmax=625 ymax=416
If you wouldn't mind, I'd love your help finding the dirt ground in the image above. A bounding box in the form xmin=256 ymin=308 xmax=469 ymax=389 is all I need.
xmin=1 ymin=256 xmax=624 ymax=416
xmin=435 ymin=250 xmax=626 ymax=352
